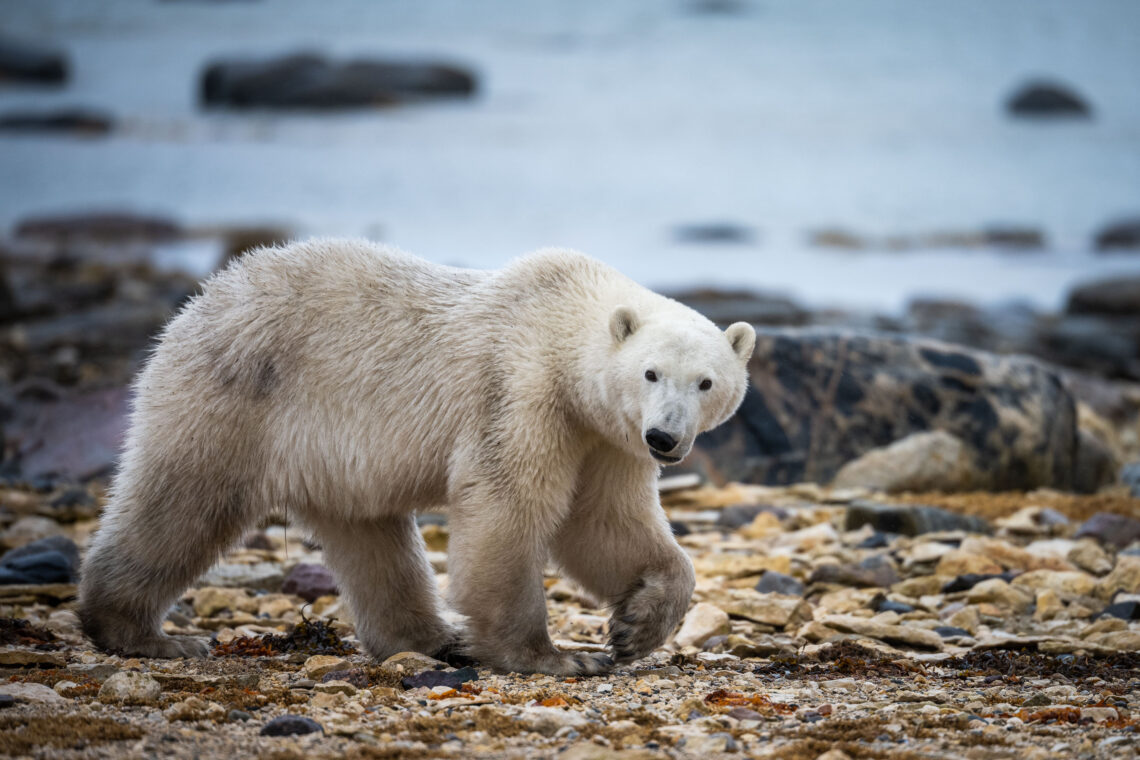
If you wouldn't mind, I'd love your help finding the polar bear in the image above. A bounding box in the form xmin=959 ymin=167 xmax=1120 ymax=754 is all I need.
xmin=79 ymin=240 xmax=756 ymax=675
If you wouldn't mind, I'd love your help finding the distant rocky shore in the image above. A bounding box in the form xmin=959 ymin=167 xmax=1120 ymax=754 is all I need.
xmin=1 ymin=211 xmax=1138 ymax=500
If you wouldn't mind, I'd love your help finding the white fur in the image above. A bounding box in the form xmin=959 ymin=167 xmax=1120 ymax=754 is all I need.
xmin=78 ymin=239 xmax=755 ymax=674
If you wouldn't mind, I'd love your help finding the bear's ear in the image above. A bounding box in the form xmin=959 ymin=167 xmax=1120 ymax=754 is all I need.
xmin=725 ymin=322 xmax=756 ymax=361
xmin=609 ymin=306 xmax=640 ymax=345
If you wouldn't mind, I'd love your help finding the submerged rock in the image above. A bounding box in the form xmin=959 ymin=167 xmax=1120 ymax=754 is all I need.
xmin=0 ymin=36 xmax=67 ymax=83
xmin=1006 ymin=80 xmax=1092 ymax=118
xmin=201 ymin=53 xmax=476 ymax=109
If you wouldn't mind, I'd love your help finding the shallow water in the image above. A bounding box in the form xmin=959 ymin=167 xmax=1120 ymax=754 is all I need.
xmin=3 ymin=0 xmax=1140 ymax=310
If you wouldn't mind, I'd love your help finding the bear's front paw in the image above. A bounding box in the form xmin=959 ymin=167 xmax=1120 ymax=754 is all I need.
xmin=608 ymin=572 xmax=690 ymax=663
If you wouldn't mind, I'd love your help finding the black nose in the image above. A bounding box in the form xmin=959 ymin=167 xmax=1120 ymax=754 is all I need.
xmin=645 ymin=428 xmax=677 ymax=453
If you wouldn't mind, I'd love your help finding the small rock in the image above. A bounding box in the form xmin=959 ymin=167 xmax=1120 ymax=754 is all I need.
xmin=99 ymin=672 xmax=161 ymax=705
xmin=726 ymin=706 xmax=764 ymax=721
xmin=1099 ymin=601 xmax=1140 ymax=620
xmin=320 ymin=668 xmax=370 ymax=688
xmin=1007 ymin=80 xmax=1092 ymax=118
xmin=934 ymin=626 xmax=972 ymax=639
xmin=965 ymin=579 xmax=1034 ymax=613
xmin=198 ymin=562 xmax=283 ymax=591
xmin=674 ymin=602 xmax=731 ymax=648
xmin=1022 ymin=692 xmax=1051 ymax=707
xmin=313 ymin=679 xmax=357 ymax=696
xmin=819 ymin=614 xmax=944 ymax=650
xmin=1097 ymin=556 xmax=1140 ymax=599
xmin=716 ymin=590 xmax=813 ymax=628
xmin=872 ymin=596 xmax=914 ymax=614
xmin=936 ymin=551 xmax=1005 ymax=577
xmin=0 ymin=682 xmax=65 ymax=704
xmin=0 ymin=109 xmax=113 ymax=136
xmin=302 ymin=655 xmax=351 ymax=679
xmin=715 ymin=504 xmax=780 ymax=529
xmin=281 ymin=562 xmax=338 ymax=602
xmin=1068 ymin=540 xmax=1114 ymax=576
xmin=379 ymin=651 xmax=447 ymax=674
xmin=1080 ymin=707 xmax=1118 ymax=723
xmin=810 ymin=555 xmax=899 ymax=588
xmin=754 ymin=570 xmax=805 ymax=596
xmin=942 ymin=572 xmax=1017 ymax=593
xmin=400 ymin=666 xmax=478 ymax=690
xmin=0 ymin=516 xmax=64 ymax=550
xmin=1075 ymin=513 xmax=1140 ymax=550
xmin=259 ymin=714 xmax=324 ymax=736
xmin=681 ymin=732 xmax=737 ymax=753
xmin=1033 ymin=589 xmax=1065 ymax=621
xmin=0 ymin=695 xmax=14 ymax=709
xmin=228 ymin=710 xmax=251 ymax=722
xmin=0 ymin=535 xmax=80 ymax=585
xmin=164 ymin=696 xmax=225 ymax=722
xmin=845 ymin=501 xmax=990 ymax=537
xmin=518 ymin=706 xmax=589 ymax=736
xmin=1011 ymin=570 xmax=1096 ymax=596
xmin=191 ymin=586 xmax=257 ymax=617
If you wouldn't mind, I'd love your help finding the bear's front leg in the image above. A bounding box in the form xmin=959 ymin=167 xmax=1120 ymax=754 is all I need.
xmin=552 ymin=449 xmax=696 ymax=664
xmin=446 ymin=485 xmax=613 ymax=676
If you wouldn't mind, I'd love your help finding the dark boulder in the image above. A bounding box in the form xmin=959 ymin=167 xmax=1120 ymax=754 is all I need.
xmin=1006 ymin=81 xmax=1092 ymax=118
xmin=0 ymin=36 xmax=67 ymax=84
xmin=691 ymin=329 xmax=1078 ymax=489
xmin=201 ymin=53 xmax=476 ymax=110
xmin=1094 ymin=218 xmax=1140 ymax=252
xmin=1037 ymin=315 xmax=1140 ymax=380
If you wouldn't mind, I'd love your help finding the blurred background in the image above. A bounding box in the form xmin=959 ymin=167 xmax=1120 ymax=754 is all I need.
xmin=2 ymin=0 xmax=1139 ymax=494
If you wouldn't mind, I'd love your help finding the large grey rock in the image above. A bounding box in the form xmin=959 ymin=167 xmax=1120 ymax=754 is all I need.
xmin=832 ymin=430 xmax=977 ymax=492
xmin=691 ymin=329 xmax=1077 ymax=489
xmin=201 ymin=53 xmax=476 ymax=109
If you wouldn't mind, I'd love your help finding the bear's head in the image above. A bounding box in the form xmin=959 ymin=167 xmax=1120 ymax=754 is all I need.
xmin=605 ymin=304 xmax=755 ymax=466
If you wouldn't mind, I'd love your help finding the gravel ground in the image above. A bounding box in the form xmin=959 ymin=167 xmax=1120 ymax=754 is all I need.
xmin=0 ymin=480 xmax=1138 ymax=759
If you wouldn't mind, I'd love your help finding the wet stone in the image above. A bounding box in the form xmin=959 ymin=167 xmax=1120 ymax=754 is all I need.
xmin=401 ymin=665 xmax=478 ymax=690
xmin=754 ymin=570 xmax=805 ymax=596
xmin=259 ymin=714 xmax=324 ymax=737
xmin=1075 ymin=512 xmax=1140 ymax=550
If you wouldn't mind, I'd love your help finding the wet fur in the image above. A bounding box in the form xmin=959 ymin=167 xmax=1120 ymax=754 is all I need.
xmin=79 ymin=239 xmax=753 ymax=674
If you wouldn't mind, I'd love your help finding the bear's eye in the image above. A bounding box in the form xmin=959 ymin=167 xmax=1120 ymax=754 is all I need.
xmin=699 ymin=379 xmax=712 ymax=391
xmin=644 ymin=370 xmax=658 ymax=382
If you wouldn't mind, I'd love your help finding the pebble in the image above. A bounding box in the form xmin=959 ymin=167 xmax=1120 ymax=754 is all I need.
xmin=281 ymin=562 xmax=338 ymax=602
xmin=98 ymin=672 xmax=161 ymax=705
xmin=401 ymin=665 xmax=478 ymax=690
xmin=301 ymin=655 xmax=351 ymax=679
xmin=754 ymin=570 xmax=805 ymax=596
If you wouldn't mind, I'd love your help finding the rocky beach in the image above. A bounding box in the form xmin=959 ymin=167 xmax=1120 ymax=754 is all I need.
xmin=0 ymin=226 xmax=1138 ymax=758
xmin=3 ymin=1 xmax=1140 ymax=757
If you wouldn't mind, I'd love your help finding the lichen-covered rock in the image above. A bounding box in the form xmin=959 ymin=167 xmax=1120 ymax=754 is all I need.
xmin=693 ymin=330 xmax=1077 ymax=489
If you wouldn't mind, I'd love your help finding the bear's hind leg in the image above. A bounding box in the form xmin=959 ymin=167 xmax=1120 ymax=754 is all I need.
xmin=80 ymin=473 xmax=252 ymax=658
xmin=311 ymin=515 xmax=458 ymax=660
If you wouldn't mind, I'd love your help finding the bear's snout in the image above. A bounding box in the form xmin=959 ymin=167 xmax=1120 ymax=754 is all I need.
xmin=645 ymin=428 xmax=678 ymax=454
